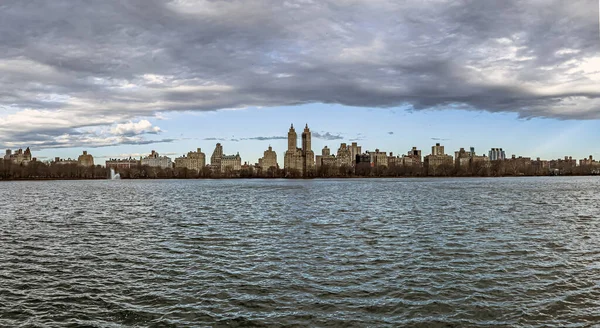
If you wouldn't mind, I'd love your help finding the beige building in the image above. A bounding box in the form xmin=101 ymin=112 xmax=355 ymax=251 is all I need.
xmin=387 ymin=153 xmax=415 ymax=167
xmin=53 ymin=157 xmax=78 ymax=165
xmin=336 ymin=143 xmax=352 ymax=167
xmin=174 ymin=148 xmax=206 ymax=172
xmin=258 ymin=146 xmax=278 ymax=170
xmin=141 ymin=150 xmax=173 ymax=169
xmin=4 ymin=148 xmax=32 ymax=165
xmin=77 ymin=151 xmax=94 ymax=167
xmin=316 ymin=146 xmax=336 ymax=170
xmin=349 ymin=142 xmax=362 ymax=165
xmin=368 ymin=149 xmax=388 ymax=167
xmin=221 ymin=153 xmax=242 ymax=172
xmin=407 ymin=147 xmax=422 ymax=164
xmin=284 ymin=124 xmax=315 ymax=176
xmin=455 ymin=147 xmax=490 ymax=172
xmin=210 ymin=143 xmax=223 ymax=170
xmin=424 ymin=143 xmax=453 ymax=175
xmin=580 ymin=155 xmax=599 ymax=167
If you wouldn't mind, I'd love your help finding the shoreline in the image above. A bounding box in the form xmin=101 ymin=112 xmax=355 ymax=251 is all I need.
xmin=1 ymin=175 xmax=598 ymax=182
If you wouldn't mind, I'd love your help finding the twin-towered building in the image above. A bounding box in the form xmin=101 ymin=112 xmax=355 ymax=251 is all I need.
xmin=284 ymin=124 xmax=315 ymax=176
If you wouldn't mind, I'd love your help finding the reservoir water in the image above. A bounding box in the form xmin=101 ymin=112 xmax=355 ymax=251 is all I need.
xmin=1 ymin=177 xmax=600 ymax=327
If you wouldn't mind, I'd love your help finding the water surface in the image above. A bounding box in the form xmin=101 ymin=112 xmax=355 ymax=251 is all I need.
xmin=1 ymin=177 xmax=600 ymax=327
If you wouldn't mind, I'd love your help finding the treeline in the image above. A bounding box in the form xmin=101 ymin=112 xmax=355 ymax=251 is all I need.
xmin=0 ymin=160 xmax=108 ymax=180
xmin=1 ymin=159 xmax=598 ymax=180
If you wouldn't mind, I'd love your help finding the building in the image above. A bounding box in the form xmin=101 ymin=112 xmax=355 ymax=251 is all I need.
xmin=258 ymin=146 xmax=278 ymax=170
xmin=336 ymin=143 xmax=353 ymax=167
xmin=368 ymin=149 xmax=388 ymax=167
xmin=77 ymin=151 xmax=94 ymax=167
xmin=53 ymin=157 xmax=78 ymax=165
xmin=455 ymin=147 xmax=490 ymax=172
xmin=489 ymin=148 xmax=506 ymax=161
xmin=505 ymin=155 xmax=532 ymax=175
xmin=355 ymin=153 xmax=372 ymax=174
xmin=424 ymin=143 xmax=453 ymax=175
xmin=284 ymin=124 xmax=315 ymax=176
xmin=349 ymin=142 xmax=362 ymax=166
xmin=407 ymin=147 xmax=422 ymax=164
xmin=316 ymin=146 xmax=336 ymax=170
xmin=4 ymin=148 xmax=33 ymax=165
xmin=210 ymin=143 xmax=223 ymax=170
xmin=455 ymin=147 xmax=473 ymax=170
xmin=141 ymin=150 xmax=172 ymax=169
xmin=580 ymin=155 xmax=599 ymax=167
xmin=174 ymin=148 xmax=206 ymax=172
xmin=221 ymin=153 xmax=242 ymax=172
xmin=105 ymin=158 xmax=140 ymax=170
xmin=549 ymin=156 xmax=577 ymax=172
xmin=387 ymin=153 xmax=414 ymax=167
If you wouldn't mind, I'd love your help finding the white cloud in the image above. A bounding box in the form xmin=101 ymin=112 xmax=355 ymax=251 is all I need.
xmin=111 ymin=120 xmax=162 ymax=136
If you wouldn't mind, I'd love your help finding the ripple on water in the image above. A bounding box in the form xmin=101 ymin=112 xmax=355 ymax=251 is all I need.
xmin=1 ymin=177 xmax=600 ymax=327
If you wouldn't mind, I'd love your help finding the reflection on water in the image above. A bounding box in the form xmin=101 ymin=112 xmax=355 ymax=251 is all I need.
xmin=1 ymin=177 xmax=600 ymax=327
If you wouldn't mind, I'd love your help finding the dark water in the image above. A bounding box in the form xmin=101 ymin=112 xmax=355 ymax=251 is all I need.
xmin=1 ymin=177 xmax=600 ymax=327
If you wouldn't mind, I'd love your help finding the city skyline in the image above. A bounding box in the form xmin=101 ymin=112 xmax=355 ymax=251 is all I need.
xmin=6 ymin=119 xmax=600 ymax=170
xmin=0 ymin=1 xmax=598 ymax=164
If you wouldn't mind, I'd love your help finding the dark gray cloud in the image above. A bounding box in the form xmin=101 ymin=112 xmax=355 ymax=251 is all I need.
xmin=0 ymin=0 xmax=598 ymax=148
xmin=388 ymin=132 xmax=394 ymax=135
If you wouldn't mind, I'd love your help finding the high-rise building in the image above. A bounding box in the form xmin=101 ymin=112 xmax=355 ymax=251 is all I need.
xmin=258 ymin=146 xmax=278 ymax=170
xmin=336 ymin=143 xmax=352 ymax=167
xmin=350 ymin=142 xmax=362 ymax=165
xmin=4 ymin=147 xmax=32 ymax=165
xmin=141 ymin=150 xmax=172 ymax=169
xmin=77 ymin=151 xmax=94 ymax=167
xmin=432 ymin=143 xmax=444 ymax=156
xmin=284 ymin=124 xmax=315 ymax=176
xmin=210 ymin=143 xmax=223 ymax=169
xmin=221 ymin=153 xmax=242 ymax=172
xmin=316 ymin=146 xmax=336 ymax=170
xmin=368 ymin=149 xmax=388 ymax=167
xmin=424 ymin=143 xmax=453 ymax=175
xmin=175 ymin=148 xmax=206 ymax=171
xmin=489 ymin=148 xmax=506 ymax=161
xmin=407 ymin=147 xmax=422 ymax=164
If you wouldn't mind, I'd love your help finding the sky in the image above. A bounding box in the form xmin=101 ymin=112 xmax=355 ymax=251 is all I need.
xmin=0 ymin=0 xmax=599 ymax=166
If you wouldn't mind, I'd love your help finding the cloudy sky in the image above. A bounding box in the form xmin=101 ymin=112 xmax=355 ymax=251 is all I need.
xmin=0 ymin=0 xmax=599 ymax=164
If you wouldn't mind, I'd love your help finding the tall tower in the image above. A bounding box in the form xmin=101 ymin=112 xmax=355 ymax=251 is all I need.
xmin=288 ymin=124 xmax=297 ymax=151
xmin=301 ymin=124 xmax=311 ymax=153
xmin=211 ymin=143 xmax=223 ymax=167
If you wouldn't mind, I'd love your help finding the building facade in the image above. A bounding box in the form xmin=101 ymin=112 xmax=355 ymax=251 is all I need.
xmin=77 ymin=151 xmax=94 ymax=167
xmin=4 ymin=148 xmax=32 ymax=165
xmin=336 ymin=143 xmax=353 ymax=167
xmin=316 ymin=146 xmax=336 ymax=170
xmin=105 ymin=158 xmax=140 ymax=170
xmin=368 ymin=149 xmax=388 ymax=167
xmin=221 ymin=153 xmax=242 ymax=172
xmin=258 ymin=146 xmax=278 ymax=170
xmin=489 ymin=148 xmax=506 ymax=161
xmin=174 ymin=148 xmax=206 ymax=171
xmin=424 ymin=143 xmax=453 ymax=175
xmin=210 ymin=143 xmax=223 ymax=170
xmin=141 ymin=150 xmax=172 ymax=169
xmin=284 ymin=124 xmax=315 ymax=176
